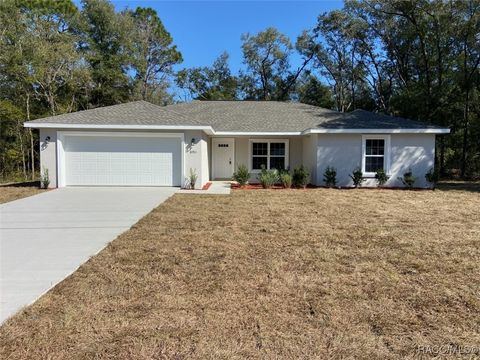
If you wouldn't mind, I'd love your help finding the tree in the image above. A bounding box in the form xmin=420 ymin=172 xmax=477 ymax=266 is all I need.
xmin=451 ymin=0 xmax=480 ymax=177
xmin=176 ymin=52 xmax=238 ymax=100
xmin=0 ymin=100 xmax=26 ymax=180
xmin=80 ymin=0 xmax=133 ymax=106
xmin=297 ymin=10 xmax=371 ymax=112
xmin=240 ymin=27 xmax=292 ymax=100
xmin=296 ymin=74 xmax=334 ymax=109
xmin=0 ymin=0 xmax=84 ymax=179
xmin=21 ymin=0 xmax=84 ymax=115
xmin=129 ymin=7 xmax=182 ymax=104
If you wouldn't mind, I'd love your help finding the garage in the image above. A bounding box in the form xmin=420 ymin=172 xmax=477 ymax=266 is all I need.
xmin=58 ymin=132 xmax=183 ymax=187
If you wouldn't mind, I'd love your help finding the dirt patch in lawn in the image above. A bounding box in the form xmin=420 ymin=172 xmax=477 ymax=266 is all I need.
xmin=0 ymin=187 xmax=479 ymax=359
xmin=0 ymin=182 xmax=45 ymax=204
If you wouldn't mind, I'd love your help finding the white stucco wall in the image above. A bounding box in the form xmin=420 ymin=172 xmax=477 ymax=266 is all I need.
xmin=316 ymin=133 xmax=436 ymax=188
xmin=39 ymin=128 xmax=58 ymax=188
xmin=38 ymin=129 xmax=436 ymax=189
xmin=39 ymin=129 xmax=209 ymax=189
xmin=316 ymin=134 xmax=362 ymax=186
xmin=389 ymin=134 xmax=435 ymax=187
xmin=184 ymin=130 xmax=209 ymax=189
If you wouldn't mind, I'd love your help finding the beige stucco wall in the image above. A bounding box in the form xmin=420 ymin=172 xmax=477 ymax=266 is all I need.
xmin=228 ymin=136 xmax=303 ymax=182
xmin=301 ymin=134 xmax=318 ymax=185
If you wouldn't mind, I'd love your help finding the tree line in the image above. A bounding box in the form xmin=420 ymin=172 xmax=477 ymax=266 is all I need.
xmin=1 ymin=0 xmax=479 ymax=182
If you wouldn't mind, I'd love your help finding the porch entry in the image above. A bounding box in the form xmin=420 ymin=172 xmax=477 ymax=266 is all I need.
xmin=212 ymin=138 xmax=235 ymax=179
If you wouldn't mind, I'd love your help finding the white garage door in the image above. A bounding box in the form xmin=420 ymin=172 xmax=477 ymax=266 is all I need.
xmin=63 ymin=134 xmax=182 ymax=186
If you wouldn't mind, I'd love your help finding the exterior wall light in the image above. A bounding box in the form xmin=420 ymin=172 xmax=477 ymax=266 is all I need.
xmin=41 ymin=136 xmax=51 ymax=151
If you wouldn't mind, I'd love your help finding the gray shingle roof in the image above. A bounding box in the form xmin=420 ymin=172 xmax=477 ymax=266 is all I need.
xmin=25 ymin=100 xmax=444 ymax=132
xmin=26 ymin=101 xmax=202 ymax=126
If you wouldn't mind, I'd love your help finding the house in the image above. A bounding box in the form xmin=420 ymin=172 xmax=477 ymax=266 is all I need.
xmin=24 ymin=100 xmax=450 ymax=189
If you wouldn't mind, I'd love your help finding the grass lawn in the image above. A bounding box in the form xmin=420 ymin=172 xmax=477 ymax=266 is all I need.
xmin=0 ymin=185 xmax=479 ymax=358
xmin=0 ymin=182 xmax=45 ymax=204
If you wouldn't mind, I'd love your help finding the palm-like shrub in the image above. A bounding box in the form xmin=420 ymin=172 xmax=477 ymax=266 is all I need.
xmin=279 ymin=171 xmax=292 ymax=188
xmin=232 ymin=164 xmax=250 ymax=186
xmin=349 ymin=167 xmax=365 ymax=188
xmin=257 ymin=166 xmax=278 ymax=189
xmin=323 ymin=166 xmax=337 ymax=187
xmin=187 ymin=168 xmax=198 ymax=189
xmin=41 ymin=167 xmax=50 ymax=189
xmin=425 ymin=167 xmax=439 ymax=189
xmin=399 ymin=169 xmax=416 ymax=189
xmin=375 ymin=169 xmax=388 ymax=186
xmin=292 ymin=165 xmax=309 ymax=188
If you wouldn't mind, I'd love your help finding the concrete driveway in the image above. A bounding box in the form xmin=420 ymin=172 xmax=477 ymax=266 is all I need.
xmin=0 ymin=187 xmax=177 ymax=323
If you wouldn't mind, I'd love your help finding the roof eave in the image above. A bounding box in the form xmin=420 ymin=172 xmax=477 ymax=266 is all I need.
xmin=24 ymin=122 xmax=451 ymax=135
xmin=24 ymin=123 xmax=215 ymax=135
xmin=303 ymin=128 xmax=450 ymax=134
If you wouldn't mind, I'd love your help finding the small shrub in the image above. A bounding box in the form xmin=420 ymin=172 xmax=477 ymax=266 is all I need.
xmin=292 ymin=165 xmax=309 ymax=188
xmin=187 ymin=168 xmax=198 ymax=189
xmin=398 ymin=169 xmax=416 ymax=189
xmin=375 ymin=169 xmax=389 ymax=186
xmin=323 ymin=166 xmax=337 ymax=187
xmin=232 ymin=164 xmax=249 ymax=186
xmin=41 ymin=167 xmax=50 ymax=189
xmin=425 ymin=167 xmax=439 ymax=189
xmin=349 ymin=167 xmax=365 ymax=188
xmin=257 ymin=166 xmax=278 ymax=189
xmin=279 ymin=170 xmax=292 ymax=188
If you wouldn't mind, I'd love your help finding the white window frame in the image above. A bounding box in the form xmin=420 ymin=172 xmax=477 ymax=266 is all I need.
xmin=361 ymin=135 xmax=391 ymax=177
xmin=248 ymin=139 xmax=289 ymax=173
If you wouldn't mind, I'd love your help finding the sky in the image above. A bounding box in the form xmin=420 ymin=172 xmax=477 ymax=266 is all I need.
xmin=105 ymin=1 xmax=344 ymax=72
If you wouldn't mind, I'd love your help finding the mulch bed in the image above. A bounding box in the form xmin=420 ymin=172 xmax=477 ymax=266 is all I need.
xmin=231 ymin=183 xmax=433 ymax=191
xmin=201 ymin=182 xmax=212 ymax=190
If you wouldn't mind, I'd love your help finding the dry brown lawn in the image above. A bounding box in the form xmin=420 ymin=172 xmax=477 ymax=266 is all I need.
xmin=0 ymin=184 xmax=45 ymax=204
xmin=0 ymin=186 xmax=479 ymax=359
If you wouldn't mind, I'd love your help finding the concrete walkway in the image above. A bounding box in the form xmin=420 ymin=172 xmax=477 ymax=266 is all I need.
xmin=177 ymin=181 xmax=231 ymax=195
xmin=0 ymin=187 xmax=177 ymax=323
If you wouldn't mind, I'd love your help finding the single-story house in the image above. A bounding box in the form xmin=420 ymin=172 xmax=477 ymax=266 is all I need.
xmin=24 ymin=100 xmax=450 ymax=189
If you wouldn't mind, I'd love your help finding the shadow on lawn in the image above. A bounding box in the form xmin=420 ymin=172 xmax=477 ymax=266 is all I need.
xmin=0 ymin=181 xmax=40 ymax=188
xmin=437 ymin=181 xmax=480 ymax=193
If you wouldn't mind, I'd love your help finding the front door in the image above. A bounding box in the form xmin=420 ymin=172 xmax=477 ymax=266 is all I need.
xmin=212 ymin=138 xmax=235 ymax=179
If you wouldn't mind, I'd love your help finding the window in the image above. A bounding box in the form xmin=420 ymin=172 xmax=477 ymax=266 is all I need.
xmin=250 ymin=140 xmax=289 ymax=171
xmin=362 ymin=136 xmax=390 ymax=175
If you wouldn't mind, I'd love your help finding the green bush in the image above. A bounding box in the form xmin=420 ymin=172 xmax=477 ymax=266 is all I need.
xmin=232 ymin=164 xmax=249 ymax=186
xmin=41 ymin=167 xmax=50 ymax=189
xmin=257 ymin=166 xmax=278 ymax=189
xmin=323 ymin=166 xmax=337 ymax=187
xmin=292 ymin=165 xmax=309 ymax=188
xmin=425 ymin=167 xmax=439 ymax=189
xmin=375 ymin=169 xmax=389 ymax=186
xmin=279 ymin=170 xmax=292 ymax=188
xmin=187 ymin=168 xmax=198 ymax=189
xmin=398 ymin=169 xmax=416 ymax=189
xmin=349 ymin=167 xmax=365 ymax=187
